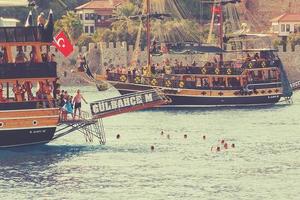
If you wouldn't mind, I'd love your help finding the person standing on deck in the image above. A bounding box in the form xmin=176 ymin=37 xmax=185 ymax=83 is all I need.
xmin=0 ymin=83 xmax=4 ymax=102
xmin=73 ymin=89 xmax=87 ymax=119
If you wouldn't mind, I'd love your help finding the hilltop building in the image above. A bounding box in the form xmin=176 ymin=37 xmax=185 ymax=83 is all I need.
xmin=271 ymin=13 xmax=300 ymax=36
xmin=75 ymin=0 xmax=126 ymax=35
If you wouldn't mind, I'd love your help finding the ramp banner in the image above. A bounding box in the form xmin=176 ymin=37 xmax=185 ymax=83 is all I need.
xmin=90 ymin=89 xmax=167 ymax=118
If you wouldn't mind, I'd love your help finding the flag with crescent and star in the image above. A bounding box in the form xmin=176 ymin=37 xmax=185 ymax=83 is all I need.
xmin=52 ymin=31 xmax=74 ymax=57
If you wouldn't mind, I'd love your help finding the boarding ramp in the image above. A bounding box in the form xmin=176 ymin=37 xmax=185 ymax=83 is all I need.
xmin=54 ymin=89 xmax=170 ymax=145
xmin=90 ymin=89 xmax=171 ymax=119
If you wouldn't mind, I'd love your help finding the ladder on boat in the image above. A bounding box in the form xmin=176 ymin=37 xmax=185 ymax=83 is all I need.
xmin=53 ymin=111 xmax=106 ymax=144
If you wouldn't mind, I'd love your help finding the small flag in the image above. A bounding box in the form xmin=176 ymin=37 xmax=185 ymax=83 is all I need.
xmin=211 ymin=6 xmax=221 ymax=14
xmin=52 ymin=31 xmax=74 ymax=57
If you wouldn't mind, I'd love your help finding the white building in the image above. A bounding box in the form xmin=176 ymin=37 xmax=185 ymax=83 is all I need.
xmin=271 ymin=13 xmax=300 ymax=37
xmin=75 ymin=0 xmax=125 ymax=35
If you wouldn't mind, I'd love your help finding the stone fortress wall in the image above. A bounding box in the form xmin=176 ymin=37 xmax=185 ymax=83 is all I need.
xmin=18 ymin=42 xmax=299 ymax=84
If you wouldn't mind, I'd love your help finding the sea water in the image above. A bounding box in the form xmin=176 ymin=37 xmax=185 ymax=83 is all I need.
xmin=0 ymin=86 xmax=299 ymax=200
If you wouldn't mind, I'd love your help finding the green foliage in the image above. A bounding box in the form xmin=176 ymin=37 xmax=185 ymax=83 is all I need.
xmin=288 ymin=33 xmax=300 ymax=45
xmin=55 ymin=11 xmax=83 ymax=43
xmin=288 ymin=33 xmax=300 ymax=51
xmin=77 ymin=35 xmax=94 ymax=48
xmin=86 ymin=2 xmax=141 ymax=44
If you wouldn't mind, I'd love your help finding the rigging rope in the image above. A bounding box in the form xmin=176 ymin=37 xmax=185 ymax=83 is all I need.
xmin=207 ymin=0 xmax=217 ymax=44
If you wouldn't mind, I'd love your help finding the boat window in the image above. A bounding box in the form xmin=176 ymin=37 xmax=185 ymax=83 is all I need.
xmin=0 ymin=80 xmax=55 ymax=107
xmin=0 ymin=47 xmax=8 ymax=64
xmin=286 ymin=24 xmax=290 ymax=32
xmin=281 ymin=24 xmax=286 ymax=32
xmin=15 ymin=46 xmax=28 ymax=64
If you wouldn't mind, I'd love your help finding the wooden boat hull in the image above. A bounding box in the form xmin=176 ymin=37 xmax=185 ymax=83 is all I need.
xmin=0 ymin=108 xmax=59 ymax=148
xmin=0 ymin=127 xmax=56 ymax=148
xmin=110 ymin=82 xmax=282 ymax=107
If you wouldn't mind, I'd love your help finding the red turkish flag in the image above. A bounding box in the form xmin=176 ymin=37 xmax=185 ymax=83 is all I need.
xmin=52 ymin=31 xmax=74 ymax=57
xmin=211 ymin=6 xmax=221 ymax=14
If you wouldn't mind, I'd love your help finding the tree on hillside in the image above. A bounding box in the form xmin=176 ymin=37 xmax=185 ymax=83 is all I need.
xmin=111 ymin=2 xmax=140 ymax=39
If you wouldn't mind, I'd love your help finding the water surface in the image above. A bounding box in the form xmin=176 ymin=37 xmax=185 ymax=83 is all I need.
xmin=0 ymin=86 xmax=299 ymax=200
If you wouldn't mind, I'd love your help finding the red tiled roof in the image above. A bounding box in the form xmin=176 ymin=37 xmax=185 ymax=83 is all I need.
xmin=271 ymin=13 xmax=300 ymax=23
xmin=75 ymin=0 xmax=126 ymax=10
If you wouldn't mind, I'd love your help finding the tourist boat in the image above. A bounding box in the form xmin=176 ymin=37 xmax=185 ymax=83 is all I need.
xmin=0 ymin=8 xmax=61 ymax=147
xmin=0 ymin=2 xmax=170 ymax=148
xmin=97 ymin=0 xmax=293 ymax=107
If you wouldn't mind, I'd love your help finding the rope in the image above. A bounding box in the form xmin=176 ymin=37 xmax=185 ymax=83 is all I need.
xmin=207 ymin=0 xmax=217 ymax=44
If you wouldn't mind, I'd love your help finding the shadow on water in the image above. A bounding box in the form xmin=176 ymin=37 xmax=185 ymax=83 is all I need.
xmin=0 ymin=143 xmax=153 ymax=187
xmin=0 ymin=144 xmax=106 ymax=166
xmin=0 ymin=144 xmax=107 ymax=185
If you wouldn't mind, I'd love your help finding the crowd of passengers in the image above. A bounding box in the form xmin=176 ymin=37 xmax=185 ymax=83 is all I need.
xmin=0 ymin=80 xmax=54 ymax=104
xmin=57 ymin=89 xmax=88 ymax=121
xmin=106 ymin=51 xmax=276 ymax=78
xmin=0 ymin=80 xmax=88 ymax=120
xmin=0 ymin=46 xmax=55 ymax=64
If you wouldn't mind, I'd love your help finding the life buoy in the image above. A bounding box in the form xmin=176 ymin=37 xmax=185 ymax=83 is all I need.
xmin=261 ymin=61 xmax=266 ymax=68
xmin=120 ymin=75 xmax=127 ymax=82
xmin=134 ymin=76 xmax=141 ymax=84
xmin=268 ymin=90 xmax=272 ymax=94
xmin=234 ymin=91 xmax=240 ymax=95
xmin=239 ymin=89 xmax=244 ymax=95
xmin=164 ymin=80 xmax=172 ymax=87
xmin=218 ymin=91 xmax=224 ymax=96
xmin=201 ymin=91 xmax=207 ymax=95
xmin=215 ymin=68 xmax=220 ymax=75
xmin=226 ymin=68 xmax=232 ymax=75
xmin=151 ymin=79 xmax=158 ymax=86
xmin=201 ymin=68 xmax=207 ymax=75
xmin=178 ymin=81 xmax=185 ymax=88
xmin=248 ymin=62 xmax=253 ymax=69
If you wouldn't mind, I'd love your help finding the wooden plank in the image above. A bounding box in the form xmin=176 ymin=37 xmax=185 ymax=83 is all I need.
xmin=0 ymin=117 xmax=59 ymax=129
xmin=0 ymin=108 xmax=59 ymax=118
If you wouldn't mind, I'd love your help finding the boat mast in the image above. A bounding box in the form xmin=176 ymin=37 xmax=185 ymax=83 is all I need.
xmin=219 ymin=1 xmax=224 ymax=63
xmin=146 ymin=0 xmax=151 ymax=71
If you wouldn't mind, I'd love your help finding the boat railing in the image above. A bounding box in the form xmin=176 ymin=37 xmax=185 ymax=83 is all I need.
xmin=0 ymin=62 xmax=57 ymax=79
xmin=171 ymin=66 xmax=244 ymax=75
xmin=0 ymin=26 xmax=52 ymax=44
xmin=241 ymin=59 xmax=278 ymax=69
xmin=246 ymin=82 xmax=282 ymax=90
xmin=0 ymin=98 xmax=59 ymax=110
xmin=108 ymin=71 xmax=283 ymax=91
xmin=108 ymin=73 xmax=242 ymax=90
